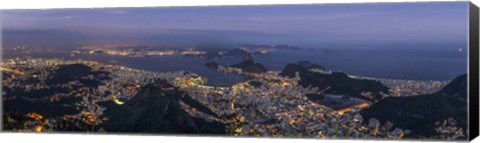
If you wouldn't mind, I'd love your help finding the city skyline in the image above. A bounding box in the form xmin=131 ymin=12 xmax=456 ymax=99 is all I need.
xmin=1 ymin=2 xmax=472 ymax=140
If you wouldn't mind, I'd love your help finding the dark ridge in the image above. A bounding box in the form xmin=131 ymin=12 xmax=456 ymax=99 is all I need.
xmin=229 ymin=51 xmax=268 ymax=73
xmin=243 ymin=52 xmax=254 ymax=62
xmin=279 ymin=63 xmax=309 ymax=78
xmin=45 ymin=64 xmax=92 ymax=85
xmin=3 ymin=97 xmax=79 ymax=119
xmin=360 ymin=74 xmax=468 ymax=138
xmin=6 ymin=86 xmax=71 ymax=99
xmin=297 ymin=61 xmax=325 ymax=71
xmin=280 ymin=63 xmax=388 ymax=102
xmin=45 ymin=64 xmax=110 ymax=87
xmin=55 ymin=64 xmax=93 ymax=78
xmin=230 ymin=60 xmax=268 ymax=73
xmin=360 ymin=94 xmax=467 ymax=138
xmin=181 ymin=94 xmax=220 ymax=118
xmin=104 ymin=79 xmax=225 ymax=134
xmin=439 ymin=74 xmax=467 ymax=100
xmin=309 ymin=64 xmax=325 ymax=71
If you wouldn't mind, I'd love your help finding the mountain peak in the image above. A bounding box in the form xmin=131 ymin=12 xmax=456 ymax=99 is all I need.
xmin=439 ymin=74 xmax=467 ymax=99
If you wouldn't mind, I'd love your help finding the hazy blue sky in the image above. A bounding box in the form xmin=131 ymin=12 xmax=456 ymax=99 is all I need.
xmin=1 ymin=2 xmax=469 ymax=46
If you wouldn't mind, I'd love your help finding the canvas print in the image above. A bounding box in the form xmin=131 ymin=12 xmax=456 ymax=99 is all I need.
xmin=1 ymin=1 xmax=472 ymax=141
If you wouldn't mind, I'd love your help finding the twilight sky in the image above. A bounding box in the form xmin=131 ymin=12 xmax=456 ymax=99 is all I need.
xmin=1 ymin=2 xmax=469 ymax=46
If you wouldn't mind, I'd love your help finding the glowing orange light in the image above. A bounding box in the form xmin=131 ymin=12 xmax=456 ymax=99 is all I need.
xmin=35 ymin=126 xmax=43 ymax=132
xmin=26 ymin=112 xmax=43 ymax=120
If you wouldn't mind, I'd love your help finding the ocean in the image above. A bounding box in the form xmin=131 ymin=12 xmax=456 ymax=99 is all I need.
xmin=2 ymin=45 xmax=467 ymax=85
